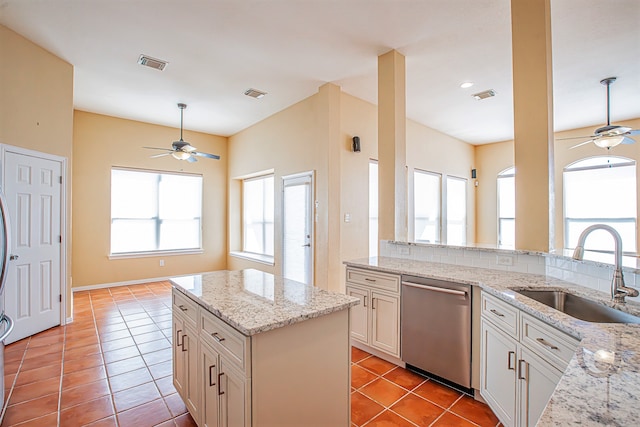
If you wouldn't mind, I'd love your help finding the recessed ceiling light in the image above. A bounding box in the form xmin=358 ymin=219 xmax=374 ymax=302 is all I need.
xmin=460 ymin=82 xmax=474 ymax=89
xmin=244 ymin=88 xmax=267 ymax=99
xmin=472 ymin=89 xmax=496 ymax=100
xmin=137 ymin=54 xmax=168 ymax=71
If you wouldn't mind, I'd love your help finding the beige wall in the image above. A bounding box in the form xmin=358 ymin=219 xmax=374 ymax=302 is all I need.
xmin=0 ymin=24 xmax=74 ymax=316
xmin=474 ymin=117 xmax=640 ymax=249
xmin=474 ymin=140 xmax=514 ymax=245
xmin=72 ymin=111 xmax=228 ymax=287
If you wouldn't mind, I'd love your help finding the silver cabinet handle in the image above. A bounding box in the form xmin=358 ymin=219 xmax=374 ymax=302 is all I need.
xmin=489 ymin=309 xmax=505 ymax=317
xmin=518 ymin=359 xmax=528 ymax=380
xmin=176 ymin=329 xmax=183 ymax=349
xmin=365 ymin=278 xmax=376 ymax=282
xmin=218 ymin=372 xmax=225 ymax=395
xmin=536 ymin=337 xmax=559 ymax=350
xmin=363 ymin=296 xmax=367 ymax=308
xmin=507 ymin=351 xmax=515 ymax=370
xmin=209 ymin=364 xmax=216 ymax=387
xmin=181 ymin=334 xmax=187 ymax=352
xmin=212 ymin=332 xmax=225 ymax=343
xmin=178 ymin=305 xmax=188 ymax=312
xmin=402 ymin=282 xmax=467 ymax=297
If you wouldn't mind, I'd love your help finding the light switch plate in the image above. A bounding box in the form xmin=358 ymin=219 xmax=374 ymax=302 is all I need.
xmin=496 ymin=255 xmax=514 ymax=266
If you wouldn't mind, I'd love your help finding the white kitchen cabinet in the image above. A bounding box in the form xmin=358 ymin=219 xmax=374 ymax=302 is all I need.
xmin=480 ymin=319 xmax=517 ymax=427
xmin=200 ymin=341 xmax=248 ymax=427
xmin=480 ymin=292 xmax=578 ymax=427
xmin=173 ymin=294 xmax=201 ymax=423
xmin=173 ymin=286 xmax=351 ymax=426
xmin=345 ymin=267 xmax=401 ymax=358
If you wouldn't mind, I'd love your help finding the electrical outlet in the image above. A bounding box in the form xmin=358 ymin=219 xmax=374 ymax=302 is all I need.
xmin=344 ymin=213 xmax=351 ymax=223
xmin=496 ymin=255 xmax=513 ymax=266
xmin=159 ymin=259 xmax=165 ymax=267
xmin=398 ymin=246 xmax=410 ymax=255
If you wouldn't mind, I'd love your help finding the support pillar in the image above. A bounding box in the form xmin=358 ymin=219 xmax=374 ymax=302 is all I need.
xmin=511 ymin=0 xmax=555 ymax=252
xmin=378 ymin=50 xmax=408 ymax=243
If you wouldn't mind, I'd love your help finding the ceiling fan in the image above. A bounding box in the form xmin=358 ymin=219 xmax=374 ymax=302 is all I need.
xmin=563 ymin=77 xmax=639 ymax=150
xmin=144 ymin=103 xmax=220 ymax=162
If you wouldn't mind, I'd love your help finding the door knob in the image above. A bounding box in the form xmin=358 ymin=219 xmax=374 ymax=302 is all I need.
xmin=301 ymin=243 xmax=311 ymax=247
xmin=9 ymin=254 xmax=18 ymax=261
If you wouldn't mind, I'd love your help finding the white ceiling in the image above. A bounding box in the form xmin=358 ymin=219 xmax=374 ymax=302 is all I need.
xmin=1 ymin=0 xmax=638 ymax=145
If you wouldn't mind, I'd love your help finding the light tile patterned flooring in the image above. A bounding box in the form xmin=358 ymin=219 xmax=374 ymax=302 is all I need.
xmin=1 ymin=281 xmax=500 ymax=426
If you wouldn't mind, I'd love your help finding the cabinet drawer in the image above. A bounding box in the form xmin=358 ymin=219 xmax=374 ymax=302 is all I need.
xmin=173 ymin=290 xmax=198 ymax=326
xmin=481 ymin=293 xmax=519 ymax=338
xmin=346 ymin=268 xmax=400 ymax=293
xmin=200 ymin=309 xmax=250 ymax=375
xmin=520 ymin=312 xmax=579 ymax=371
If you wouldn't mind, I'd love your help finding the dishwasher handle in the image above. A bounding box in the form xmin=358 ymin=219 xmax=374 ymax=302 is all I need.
xmin=402 ymin=281 xmax=467 ymax=297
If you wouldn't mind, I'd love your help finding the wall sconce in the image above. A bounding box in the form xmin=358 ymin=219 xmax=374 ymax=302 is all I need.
xmin=352 ymin=136 xmax=361 ymax=153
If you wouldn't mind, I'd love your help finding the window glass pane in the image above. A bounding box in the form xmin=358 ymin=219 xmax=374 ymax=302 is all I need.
xmin=563 ymin=156 xmax=636 ymax=252
xmin=497 ymin=167 xmax=515 ymax=248
xmin=111 ymin=169 xmax=202 ymax=254
xmin=446 ymin=176 xmax=467 ymax=245
xmin=369 ymin=161 xmax=378 ymax=257
xmin=414 ymin=170 xmax=440 ymax=243
xmin=243 ymin=175 xmax=274 ymax=256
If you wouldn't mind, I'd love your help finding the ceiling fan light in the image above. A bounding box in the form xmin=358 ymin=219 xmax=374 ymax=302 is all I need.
xmin=594 ymin=136 xmax=625 ymax=149
xmin=171 ymin=151 xmax=191 ymax=160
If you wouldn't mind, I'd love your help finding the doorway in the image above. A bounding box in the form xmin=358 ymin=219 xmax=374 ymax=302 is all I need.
xmin=282 ymin=171 xmax=314 ymax=285
xmin=1 ymin=145 xmax=66 ymax=344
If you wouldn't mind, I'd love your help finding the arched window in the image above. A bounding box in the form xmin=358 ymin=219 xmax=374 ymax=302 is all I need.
xmin=564 ymin=156 xmax=636 ymax=253
xmin=497 ymin=167 xmax=515 ymax=248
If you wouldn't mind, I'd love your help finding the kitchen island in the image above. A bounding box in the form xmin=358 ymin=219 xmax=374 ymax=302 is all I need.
xmin=345 ymin=256 xmax=640 ymax=427
xmin=170 ymin=269 xmax=359 ymax=427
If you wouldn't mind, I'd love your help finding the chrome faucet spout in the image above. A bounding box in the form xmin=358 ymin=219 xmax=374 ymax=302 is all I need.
xmin=572 ymin=224 xmax=637 ymax=303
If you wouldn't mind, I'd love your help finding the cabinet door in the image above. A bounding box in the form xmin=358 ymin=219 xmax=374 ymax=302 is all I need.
xmin=518 ymin=346 xmax=562 ymax=427
xmin=219 ymin=357 xmax=248 ymax=427
xmin=480 ymin=319 xmax=517 ymax=427
xmin=172 ymin=315 xmax=187 ymax=398
xmin=346 ymin=286 xmax=369 ymax=344
xmin=201 ymin=342 xmax=220 ymax=427
xmin=183 ymin=322 xmax=200 ymax=421
xmin=370 ymin=292 xmax=399 ymax=357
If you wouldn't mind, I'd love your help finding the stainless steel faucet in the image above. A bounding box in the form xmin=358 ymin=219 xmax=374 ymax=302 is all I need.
xmin=572 ymin=224 xmax=639 ymax=303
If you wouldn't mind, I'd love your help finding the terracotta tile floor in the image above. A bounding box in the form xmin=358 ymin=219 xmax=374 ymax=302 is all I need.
xmin=1 ymin=281 xmax=500 ymax=427
xmin=1 ymin=281 xmax=196 ymax=427
xmin=351 ymin=347 xmax=501 ymax=427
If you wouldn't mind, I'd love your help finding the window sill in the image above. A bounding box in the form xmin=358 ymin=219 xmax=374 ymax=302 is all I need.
xmin=109 ymin=249 xmax=204 ymax=260
xmin=229 ymin=251 xmax=275 ymax=266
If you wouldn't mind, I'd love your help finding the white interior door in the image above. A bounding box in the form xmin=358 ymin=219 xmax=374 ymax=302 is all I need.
xmin=282 ymin=172 xmax=314 ymax=285
xmin=3 ymin=151 xmax=62 ymax=343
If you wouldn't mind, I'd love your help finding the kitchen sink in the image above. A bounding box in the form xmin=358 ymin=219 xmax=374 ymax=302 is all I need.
xmin=514 ymin=289 xmax=640 ymax=324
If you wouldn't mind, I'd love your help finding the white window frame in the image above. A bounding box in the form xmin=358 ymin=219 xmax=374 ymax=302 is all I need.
xmin=110 ymin=167 xmax=203 ymax=258
xmin=563 ymin=156 xmax=637 ymax=254
xmin=413 ymin=169 xmax=442 ymax=244
xmin=444 ymin=175 xmax=467 ymax=246
xmin=242 ymin=174 xmax=275 ymax=260
xmin=369 ymin=160 xmax=378 ymax=257
xmin=497 ymin=167 xmax=515 ymax=248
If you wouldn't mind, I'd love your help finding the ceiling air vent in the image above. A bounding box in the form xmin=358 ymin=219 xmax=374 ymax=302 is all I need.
xmin=472 ymin=89 xmax=496 ymax=100
xmin=137 ymin=54 xmax=168 ymax=71
xmin=244 ymin=88 xmax=267 ymax=99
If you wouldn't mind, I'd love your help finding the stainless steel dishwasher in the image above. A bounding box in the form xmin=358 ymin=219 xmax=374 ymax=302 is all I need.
xmin=401 ymin=275 xmax=472 ymax=390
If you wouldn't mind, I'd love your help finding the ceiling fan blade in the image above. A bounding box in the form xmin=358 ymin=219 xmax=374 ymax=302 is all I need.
xmin=150 ymin=153 xmax=172 ymax=158
xmin=557 ymin=135 xmax=597 ymax=141
xmin=628 ymin=129 xmax=640 ymax=135
xmin=143 ymin=146 xmax=173 ymax=152
xmin=621 ymin=136 xmax=636 ymax=145
xmin=193 ymin=151 xmax=221 ymax=160
xmin=186 ymin=156 xmax=197 ymax=163
xmin=569 ymin=139 xmax=596 ymax=149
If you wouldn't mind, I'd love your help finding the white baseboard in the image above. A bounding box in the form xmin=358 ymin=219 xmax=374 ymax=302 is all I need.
xmin=71 ymin=271 xmax=218 ymax=293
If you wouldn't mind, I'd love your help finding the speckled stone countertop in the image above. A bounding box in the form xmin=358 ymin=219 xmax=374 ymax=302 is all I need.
xmin=170 ymin=269 xmax=359 ymax=336
xmin=345 ymin=256 xmax=640 ymax=427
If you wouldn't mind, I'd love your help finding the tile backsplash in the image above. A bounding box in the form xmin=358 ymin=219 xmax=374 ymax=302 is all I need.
xmin=379 ymin=240 xmax=640 ymax=301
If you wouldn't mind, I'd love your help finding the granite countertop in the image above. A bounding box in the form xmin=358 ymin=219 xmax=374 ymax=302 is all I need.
xmin=170 ymin=268 xmax=359 ymax=336
xmin=345 ymin=256 xmax=640 ymax=427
